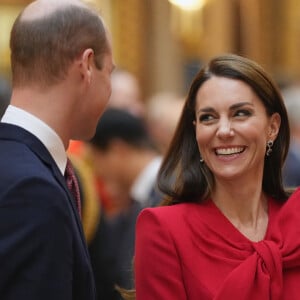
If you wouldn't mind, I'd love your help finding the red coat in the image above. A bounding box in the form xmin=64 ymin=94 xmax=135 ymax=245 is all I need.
xmin=135 ymin=188 xmax=300 ymax=299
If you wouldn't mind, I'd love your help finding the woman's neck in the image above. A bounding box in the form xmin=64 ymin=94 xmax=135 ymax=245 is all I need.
xmin=211 ymin=180 xmax=269 ymax=242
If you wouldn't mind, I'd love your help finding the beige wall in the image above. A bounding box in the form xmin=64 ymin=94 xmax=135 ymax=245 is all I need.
xmin=2 ymin=0 xmax=300 ymax=96
xmin=280 ymin=0 xmax=300 ymax=82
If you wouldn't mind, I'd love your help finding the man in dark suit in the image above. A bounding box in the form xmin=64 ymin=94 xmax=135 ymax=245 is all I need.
xmin=0 ymin=1 xmax=114 ymax=299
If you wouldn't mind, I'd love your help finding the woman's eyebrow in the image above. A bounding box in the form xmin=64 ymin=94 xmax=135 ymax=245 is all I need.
xmin=229 ymin=102 xmax=254 ymax=110
xmin=197 ymin=102 xmax=253 ymax=114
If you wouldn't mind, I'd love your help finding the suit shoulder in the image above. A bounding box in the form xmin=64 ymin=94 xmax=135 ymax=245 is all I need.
xmin=0 ymin=144 xmax=55 ymax=182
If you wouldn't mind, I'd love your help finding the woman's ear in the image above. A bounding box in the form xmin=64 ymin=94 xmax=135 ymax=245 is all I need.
xmin=268 ymin=112 xmax=281 ymax=140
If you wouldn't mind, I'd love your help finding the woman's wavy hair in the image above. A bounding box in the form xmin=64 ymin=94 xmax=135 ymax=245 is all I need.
xmin=158 ymin=54 xmax=290 ymax=205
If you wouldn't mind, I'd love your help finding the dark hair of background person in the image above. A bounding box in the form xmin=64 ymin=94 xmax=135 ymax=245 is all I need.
xmin=158 ymin=54 xmax=290 ymax=205
xmin=89 ymin=107 xmax=156 ymax=151
xmin=10 ymin=3 xmax=109 ymax=88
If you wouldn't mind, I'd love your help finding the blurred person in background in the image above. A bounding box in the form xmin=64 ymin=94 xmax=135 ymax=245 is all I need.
xmin=89 ymin=107 xmax=163 ymax=210
xmin=108 ymin=69 xmax=145 ymax=118
xmin=0 ymin=76 xmax=11 ymax=118
xmin=146 ymin=92 xmax=184 ymax=154
xmin=282 ymin=84 xmax=300 ymax=187
xmin=86 ymin=107 xmax=163 ymax=300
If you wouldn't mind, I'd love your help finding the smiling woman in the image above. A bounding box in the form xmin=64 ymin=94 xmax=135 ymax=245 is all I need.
xmin=193 ymin=76 xmax=281 ymax=185
xmin=132 ymin=54 xmax=300 ymax=300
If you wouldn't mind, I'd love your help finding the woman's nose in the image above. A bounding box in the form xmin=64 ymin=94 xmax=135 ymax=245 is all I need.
xmin=216 ymin=119 xmax=234 ymax=138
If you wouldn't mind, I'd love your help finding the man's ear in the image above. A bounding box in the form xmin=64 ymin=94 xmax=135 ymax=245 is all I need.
xmin=79 ymin=48 xmax=94 ymax=84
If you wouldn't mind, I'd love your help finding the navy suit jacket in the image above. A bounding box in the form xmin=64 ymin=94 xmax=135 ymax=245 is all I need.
xmin=0 ymin=123 xmax=96 ymax=300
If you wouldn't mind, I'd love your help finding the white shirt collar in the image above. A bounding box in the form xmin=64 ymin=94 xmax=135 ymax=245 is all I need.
xmin=1 ymin=105 xmax=67 ymax=174
xmin=130 ymin=156 xmax=162 ymax=205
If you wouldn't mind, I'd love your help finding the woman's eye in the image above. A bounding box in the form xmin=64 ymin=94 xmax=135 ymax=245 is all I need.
xmin=199 ymin=114 xmax=214 ymax=122
xmin=234 ymin=109 xmax=251 ymax=117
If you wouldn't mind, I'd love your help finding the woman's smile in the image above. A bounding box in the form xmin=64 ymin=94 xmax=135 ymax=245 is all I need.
xmin=214 ymin=146 xmax=246 ymax=156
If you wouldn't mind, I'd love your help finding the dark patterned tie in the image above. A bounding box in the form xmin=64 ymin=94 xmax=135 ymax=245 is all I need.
xmin=65 ymin=158 xmax=81 ymax=218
